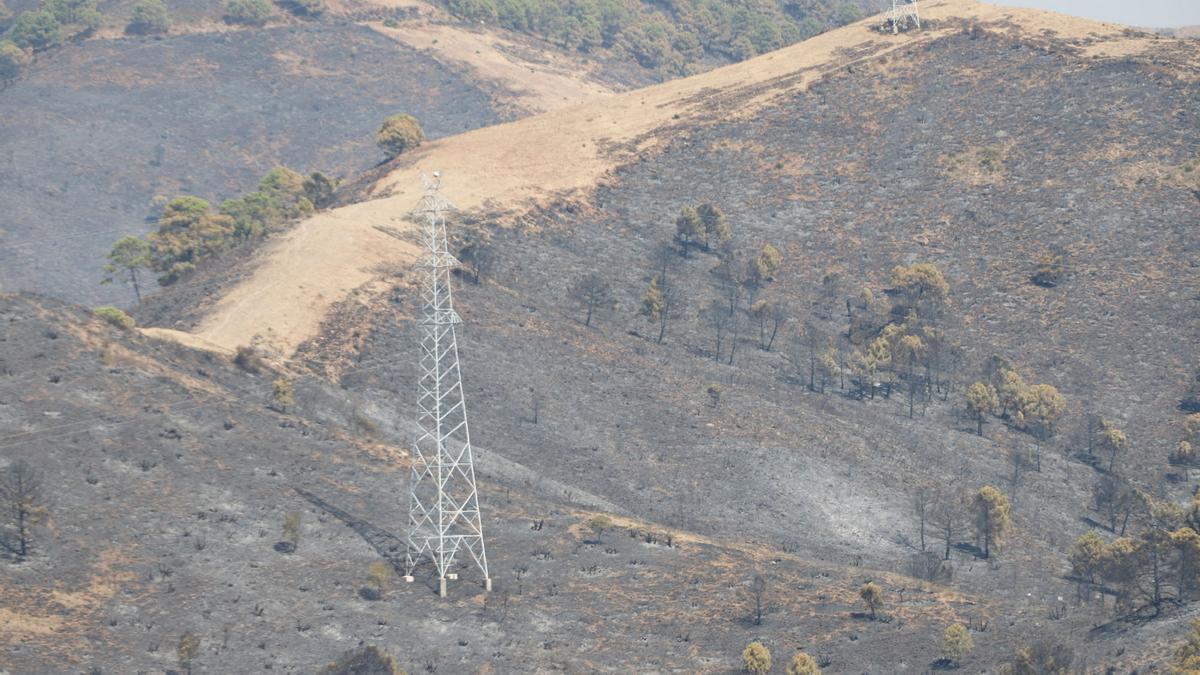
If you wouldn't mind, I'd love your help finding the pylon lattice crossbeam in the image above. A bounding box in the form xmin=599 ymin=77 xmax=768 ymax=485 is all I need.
xmin=404 ymin=173 xmax=490 ymax=596
xmin=888 ymin=0 xmax=919 ymax=33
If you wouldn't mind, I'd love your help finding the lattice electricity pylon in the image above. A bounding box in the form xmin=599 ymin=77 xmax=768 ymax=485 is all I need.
xmin=887 ymin=0 xmax=920 ymax=33
xmin=402 ymin=171 xmax=491 ymax=597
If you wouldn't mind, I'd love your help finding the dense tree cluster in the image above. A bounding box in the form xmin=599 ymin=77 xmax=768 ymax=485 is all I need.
xmin=437 ymin=0 xmax=857 ymax=75
xmin=1072 ymin=493 xmax=1200 ymax=614
xmin=44 ymin=0 xmax=101 ymax=27
xmin=4 ymin=0 xmax=101 ymax=51
xmin=828 ymin=263 xmax=960 ymax=415
xmin=147 ymin=196 xmax=237 ymax=285
xmin=223 ymin=0 xmax=273 ymax=26
xmin=675 ymin=202 xmax=733 ymax=254
xmin=965 ymin=381 xmax=998 ymax=435
xmin=966 ymin=359 xmax=1066 ymax=440
xmin=911 ymin=483 xmax=1013 ymax=562
xmin=127 ymin=0 xmax=169 ymax=35
xmin=220 ymin=167 xmax=316 ymax=241
xmin=103 ymin=166 xmax=330 ymax=293
xmin=564 ymin=200 xmax=786 ymax=358
xmin=7 ymin=10 xmax=61 ymax=49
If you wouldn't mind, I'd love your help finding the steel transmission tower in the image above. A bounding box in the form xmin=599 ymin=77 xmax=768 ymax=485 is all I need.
xmin=887 ymin=0 xmax=919 ymax=33
xmin=403 ymin=172 xmax=491 ymax=597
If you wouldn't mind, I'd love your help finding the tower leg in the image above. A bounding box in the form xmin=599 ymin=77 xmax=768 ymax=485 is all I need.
xmin=484 ymin=577 xmax=492 ymax=592
xmin=439 ymin=577 xmax=448 ymax=597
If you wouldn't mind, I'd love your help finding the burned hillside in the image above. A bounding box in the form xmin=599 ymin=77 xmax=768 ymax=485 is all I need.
xmin=3 ymin=0 xmax=1200 ymax=671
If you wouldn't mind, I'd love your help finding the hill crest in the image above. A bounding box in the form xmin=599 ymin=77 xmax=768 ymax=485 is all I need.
xmin=148 ymin=0 xmax=1200 ymax=358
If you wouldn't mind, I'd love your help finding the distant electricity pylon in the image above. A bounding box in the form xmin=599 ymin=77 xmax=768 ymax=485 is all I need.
xmin=403 ymin=171 xmax=491 ymax=597
xmin=887 ymin=0 xmax=920 ymax=33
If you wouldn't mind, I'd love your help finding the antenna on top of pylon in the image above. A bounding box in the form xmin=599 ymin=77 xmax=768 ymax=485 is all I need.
xmin=413 ymin=171 xmax=455 ymax=216
xmin=420 ymin=170 xmax=441 ymax=193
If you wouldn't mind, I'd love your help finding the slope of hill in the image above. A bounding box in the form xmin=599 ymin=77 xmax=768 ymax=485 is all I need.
xmin=0 ymin=292 xmax=1042 ymax=673
xmin=5 ymin=0 xmax=1200 ymax=671
xmin=0 ymin=22 xmax=503 ymax=306
xmin=143 ymin=0 xmax=1199 ymax=359
xmin=0 ymin=0 xmax=874 ymax=307
xmin=124 ymin=0 xmax=1200 ymax=669
xmin=0 ymin=0 xmax=637 ymax=306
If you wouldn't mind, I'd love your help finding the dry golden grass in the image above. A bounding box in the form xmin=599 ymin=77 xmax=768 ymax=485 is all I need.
xmin=0 ymin=549 xmax=135 ymax=651
xmin=138 ymin=326 xmax=235 ymax=356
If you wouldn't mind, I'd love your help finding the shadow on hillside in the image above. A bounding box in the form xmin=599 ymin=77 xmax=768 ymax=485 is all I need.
xmin=849 ymin=611 xmax=892 ymax=623
xmin=953 ymin=542 xmax=986 ymax=559
xmin=1088 ymin=605 xmax=1165 ymax=634
xmin=293 ymin=487 xmax=438 ymax=592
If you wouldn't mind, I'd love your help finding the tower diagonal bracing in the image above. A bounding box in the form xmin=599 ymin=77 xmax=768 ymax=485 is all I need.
xmin=403 ymin=172 xmax=490 ymax=597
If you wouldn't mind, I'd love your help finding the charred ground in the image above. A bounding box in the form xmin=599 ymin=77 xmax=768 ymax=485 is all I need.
xmin=0 ymin=293 xmax=1044 ymax=673
xmin=3 ymin=3 xmax=1200 ymax=673
xmin=315 ymin=20 xmax=1198 ymax=671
